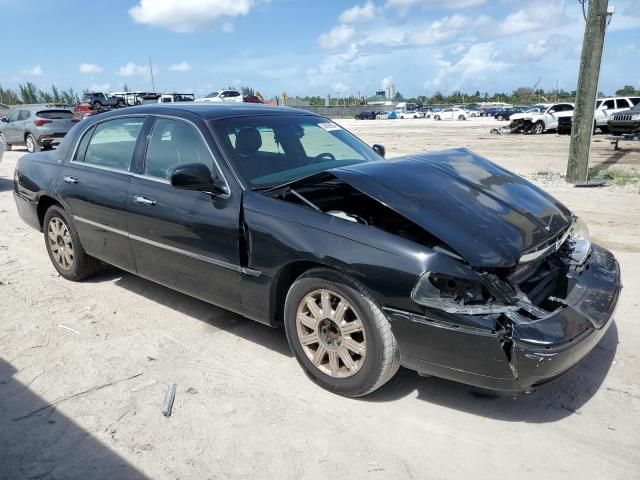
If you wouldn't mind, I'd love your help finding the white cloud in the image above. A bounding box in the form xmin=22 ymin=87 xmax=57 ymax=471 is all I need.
xmin=21 ymin=65 xmax=43 ymax=76
xmin=118 ymin=62 xmax=151 ymax=77
xmin=382 ymin=76 xmax=394 ymax=88
xmin=79 ymin=63 xmax=103 ymax=74
xmin=318 ymin=25 xmax=355 ymax=49
xmin=129 ymin=0 xmax=256 ymax=32
xmin=339 ymin=1 xmax=378 ymax=23
xmin=89 ymin=83 xmax=111 ymax=92
xmin=408 ymin=14 xmax=469 ymax=46
xmin=499 ymin=1 xmax=568 ymax=36
xmin=169 ymin=61 xmax=192 ymax=72
xmin=386 ymin=0 xmax=486 ymax=10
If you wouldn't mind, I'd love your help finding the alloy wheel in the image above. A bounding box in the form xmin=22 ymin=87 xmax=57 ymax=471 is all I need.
xmin=296 ymin=289 xmax=367 ymax=378
xmin=47 ymin=217 xmax=74 ymax=270
xmin=26 ymin=136 xmax=35 ymax=153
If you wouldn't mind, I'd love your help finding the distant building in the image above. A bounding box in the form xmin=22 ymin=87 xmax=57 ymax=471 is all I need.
xmin=385 ymin=85 xmax=396 ymax=99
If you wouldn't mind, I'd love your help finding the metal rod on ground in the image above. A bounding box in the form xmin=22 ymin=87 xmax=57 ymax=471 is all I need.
xmin=566 ymin=0 xmax=609 ymax=183
xmin=162 ymin=383 xmax=177 ymax=417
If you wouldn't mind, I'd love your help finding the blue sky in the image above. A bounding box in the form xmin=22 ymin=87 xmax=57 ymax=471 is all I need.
xmin=1 ymin=0 xmax=639 ymax=98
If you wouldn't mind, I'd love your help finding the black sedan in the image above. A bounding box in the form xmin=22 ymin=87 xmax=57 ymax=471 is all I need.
xmin=13 ymin=104 xmax=620 ymax=397
xmin=355 ymin=111 xmax=377 ymax=120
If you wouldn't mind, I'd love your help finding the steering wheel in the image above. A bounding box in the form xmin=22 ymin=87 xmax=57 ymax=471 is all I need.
xmin=314 ymin=152 xmax=336 ymax=162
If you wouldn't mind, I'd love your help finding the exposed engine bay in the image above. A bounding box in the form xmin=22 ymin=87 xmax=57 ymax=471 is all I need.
xmin=265 ymin=175 xmax=591 ymax=327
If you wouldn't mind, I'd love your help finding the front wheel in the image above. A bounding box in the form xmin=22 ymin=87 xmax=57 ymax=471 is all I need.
xmin=497 ymin=115 xmax=504 ymax=121
xmin=434 ymin=115 xmax=441 ymax=121
xmin=284 ymin=268 xmax=400 ymax=397
xmin=43 ymin=206 xmax=101 ymax=281
xmin=26 ymin=134 xmax=40 ymax=153
xmin=92 ymin=101 xmax=102 ymax=110
xmin=117 ymin=100 xmax=125 ymax=108
xmin=533 ymin=121 xmax=544 ymax=134
xmin=0 ymin=133 xmax=10 ymax=151
xmin=458 ymin=115 xmax=466 ymax=121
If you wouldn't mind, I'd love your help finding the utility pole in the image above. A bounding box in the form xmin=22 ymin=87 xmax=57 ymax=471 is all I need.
xmin=566 ymin=0 xmax=611 ymax=183
xmin=149 ymin=57 xmax=156 ymax=93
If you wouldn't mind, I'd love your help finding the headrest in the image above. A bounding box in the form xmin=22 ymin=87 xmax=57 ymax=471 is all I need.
xmin=235 ymin=128 xmax=262 ymax=155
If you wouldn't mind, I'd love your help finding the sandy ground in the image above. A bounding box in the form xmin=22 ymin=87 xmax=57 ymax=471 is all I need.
xmin=1 ymin=117 xmax=639 ymax=480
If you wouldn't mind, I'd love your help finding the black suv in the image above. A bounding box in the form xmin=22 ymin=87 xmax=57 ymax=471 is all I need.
xmin=82 ymin=92 xmax=126 ymax=110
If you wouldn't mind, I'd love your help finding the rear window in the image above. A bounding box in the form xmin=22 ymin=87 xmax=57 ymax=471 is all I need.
xmin=37 ymin=110 xmax=74 ymax=119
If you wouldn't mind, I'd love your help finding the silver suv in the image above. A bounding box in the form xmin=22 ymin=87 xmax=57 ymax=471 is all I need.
xmin=0 ymin=107 xmax=78 ymax=152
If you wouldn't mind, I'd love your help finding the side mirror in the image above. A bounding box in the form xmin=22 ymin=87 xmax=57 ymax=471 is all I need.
xmin=170 ymin=163 xmax=229 ymax=196
xmin=372 ymin=144 xmax=386 ymax=158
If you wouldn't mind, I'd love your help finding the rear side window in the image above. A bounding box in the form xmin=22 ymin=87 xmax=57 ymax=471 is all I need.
xmin=37 ymin=110 xmax=74 ymax=119
xmin=18 ymin=110 xmax=30 ymax=121
xmin=144 ymin=118 xmax=213 ymax=179
xmin=82 ymin=118 xmax=145 ymax=171
xmin=615 ymin=99 xmax=631 ymax=109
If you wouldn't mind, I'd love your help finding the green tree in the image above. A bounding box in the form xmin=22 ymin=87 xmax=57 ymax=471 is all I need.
xmin=615 ymin=85 xmax=638 ymax=96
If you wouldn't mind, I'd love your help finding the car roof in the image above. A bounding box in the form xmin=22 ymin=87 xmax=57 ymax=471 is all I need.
xmin=97 ymin=103 xmax=320 ymax=120
xmin=16 ymin=105 xmax=73 ymax=111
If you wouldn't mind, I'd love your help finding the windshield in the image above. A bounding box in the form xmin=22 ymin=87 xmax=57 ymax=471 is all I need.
xmin=206 ymin=91 xmax=219 ymax=98
xmin=211 ymin=115 xmax=382 ymax=189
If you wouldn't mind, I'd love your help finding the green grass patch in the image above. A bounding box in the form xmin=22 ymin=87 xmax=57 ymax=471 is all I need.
xmin=588 ymin=168 xmax=640 ymax=185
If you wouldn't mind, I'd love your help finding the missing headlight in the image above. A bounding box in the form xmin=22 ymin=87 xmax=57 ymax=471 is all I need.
xmin=411 ymin=272 xmax=519 ymax=315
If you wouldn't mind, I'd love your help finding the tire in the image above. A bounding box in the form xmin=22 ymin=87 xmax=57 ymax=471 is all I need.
xmin=497 ymin=115 xmax=504 ymax=121
xmin=0 ymin=133 xmax=10 ymax=151
xmin=92 ymin=101 xmax=102 ymax=110
xmin=117 ymin=100 xmax=125 ymax=108
xmin=43 ymin=205 xmax=101 ymax=281
xmin=25 ymin=134 xmax=40 ymax=153
xmin=599 ymin=125 xmax=609 ymax=134
xmin=458 ymin=115 xmax=466 ymax=121
xmin=533 ymin=121 xmax=545 ymax=134
xmin=434 ymin=115 xmax=441 ymax=121
xmin=284 ymin=268 xmax=400 ymax=397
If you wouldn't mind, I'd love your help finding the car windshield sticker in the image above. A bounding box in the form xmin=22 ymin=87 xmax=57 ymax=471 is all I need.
xmin=318 ymin=122 xmax=342 ymax=132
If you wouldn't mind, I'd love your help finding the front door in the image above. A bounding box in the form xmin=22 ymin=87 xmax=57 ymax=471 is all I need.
xmin=126 ymin=116 xmax=242 ymax=311
xmin=56 ymin=116 xmax=147 ymax=271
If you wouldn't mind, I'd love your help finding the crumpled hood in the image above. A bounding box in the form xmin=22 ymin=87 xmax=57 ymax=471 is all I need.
xmin=329 ymin=148 xmax=572 ymax=267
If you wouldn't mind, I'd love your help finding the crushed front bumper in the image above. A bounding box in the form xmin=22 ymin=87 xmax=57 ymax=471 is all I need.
xmin=385 ymin=244 xmax=621 ymax=392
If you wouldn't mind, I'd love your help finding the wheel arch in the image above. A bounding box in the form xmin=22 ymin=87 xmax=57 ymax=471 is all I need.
xmin=37 ymin=195 xmax=63 ymax=230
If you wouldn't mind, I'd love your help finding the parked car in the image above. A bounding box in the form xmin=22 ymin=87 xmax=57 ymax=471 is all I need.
xmin=507 ymin=103 xmax=574 ymax=134
xmin=433 ymin=108 xmax=467 ymax=121
xmin=608 ymin=103 xmax=640 ymax=135
xmin=12 ymin=103 xmax=620 ymax=397
xmin=355 ymin=111 xmax=377 ymax=120
xmin=376 ymin=111 xmax=397 ymax=119
xmin=480 ymin=107 xmax=506 ymax=117
xmin=0 ymin=107 xmax=78 ymax=152
xmin=243 ymin=95 xmax=264 ymax=104
xmin=495 ymin=106 xmax=529 ymax=121
xmin=158 ymin=93 xmax=195 ymax=103
xmin=112 ymin=91 xmax=162 ymax=106
xmin=397 ymin=110 xmax=424 ymax=119
xmin=557 ymin=96 xmax=640 ymax=135
xmin=82 ymin=92 xmax=127 ymax=110
xmin=196 ymin=90 xmax=243 ymax=103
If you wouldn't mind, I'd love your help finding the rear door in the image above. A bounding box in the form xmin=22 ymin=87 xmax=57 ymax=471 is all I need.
xmin=126 ymin=116 xmax=242 ymax=311
xmin=56 ymin=116 xmax=148 ymax=271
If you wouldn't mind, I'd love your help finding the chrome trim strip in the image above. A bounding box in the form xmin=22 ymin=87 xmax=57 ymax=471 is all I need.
xmin=73 ymin=215 xmax=258 ymax=275
xmin=519 ymin=227 xmax=572 ymax=263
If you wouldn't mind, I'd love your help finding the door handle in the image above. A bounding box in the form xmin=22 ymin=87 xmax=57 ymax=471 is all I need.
xmin=63 ymin=176 xmax=79 ymax=184
xmin=134 ymin=195 xmax=157 ymax=206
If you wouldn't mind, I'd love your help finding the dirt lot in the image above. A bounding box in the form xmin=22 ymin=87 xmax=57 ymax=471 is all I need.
xmin=1 ymin=117 xmax=639 ymax=480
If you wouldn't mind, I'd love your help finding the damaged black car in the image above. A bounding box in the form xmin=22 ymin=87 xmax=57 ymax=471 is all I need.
xmin=13 ymin=104 xmax=621 ymax=397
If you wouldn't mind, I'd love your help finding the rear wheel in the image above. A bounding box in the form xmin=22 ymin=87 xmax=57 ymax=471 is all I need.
xmin=458 ymin=115 xmax=466 ymax=121
xmin=43 ymin=206 xmax=101 ymax=281
xmin=497 ymin=114 xmax=504 ymax=121
xmin=434 ymin=115 xmax=441 ymax=121
xmin=25 ymin=134 xmax=40 ymax=153
xmin=92 ymin=101 xmax=102 ymax=110
xmin=284 ymin=268 xmax=400 ymax=397
xmin=117 ymin=100 xmax=125 ymax=108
